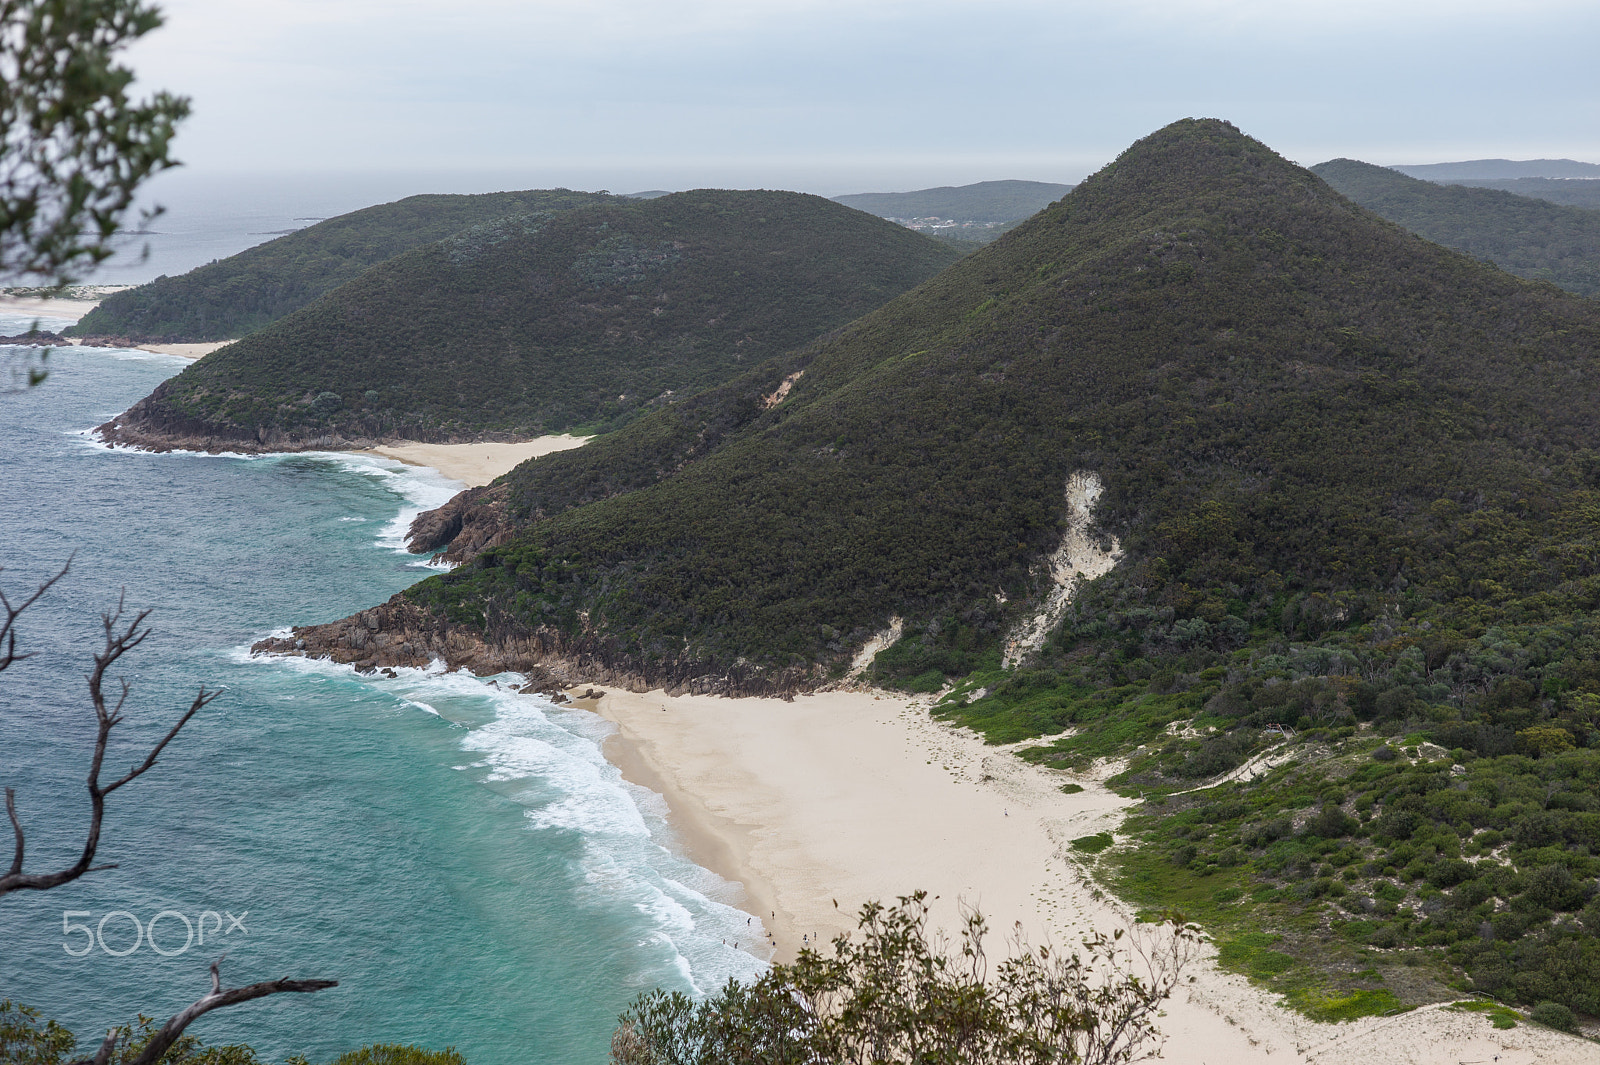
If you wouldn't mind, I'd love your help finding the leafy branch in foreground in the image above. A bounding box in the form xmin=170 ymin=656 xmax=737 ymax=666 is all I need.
xmin=0 ymin=0 xmax=189 ymax=286
xmin=612 ymin=892 xmax=1199 ymax=1065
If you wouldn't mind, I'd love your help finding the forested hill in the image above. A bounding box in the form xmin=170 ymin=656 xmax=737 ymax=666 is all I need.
xmin=1312 ymin=158 xmax=1600 ymax=296
xmin=68 ymin=189 xmax=619 ymax=341
xmin=99 ymin=190 xmax=960 ymax=451
xmin=1393 ymin=158 xmax=1600 ymax=181
xmin=1428 ymin=176 xmax=1600 ymax=211
xmin=290 ymin=117 xmax=1600 ymax=693
xmin=833 ymin=180 xmax=1074 ymax=222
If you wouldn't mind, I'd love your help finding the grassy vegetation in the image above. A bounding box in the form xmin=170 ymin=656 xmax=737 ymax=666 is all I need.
xmin=938 ymin=607 xmax=1600 ymax=1017
xmin=70 ymin=190 xmax=615 ymax=341
xmin=1313 ymin=158 xmax=1600 ymax=296
xmin=110 ymin=190 xmax=958 ymax=446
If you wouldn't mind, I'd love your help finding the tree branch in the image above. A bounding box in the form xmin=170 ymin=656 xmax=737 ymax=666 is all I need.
xmin=0 ymin=581 xmax=221 ymax=896
xmin=125 ymin=958 xmax=336 ymax=1065
xmin=0 ymin=558 xmax=70 ymax=672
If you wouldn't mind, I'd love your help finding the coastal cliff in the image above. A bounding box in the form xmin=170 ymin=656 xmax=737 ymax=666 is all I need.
xmin=406 ymin=483 xmax=516 ymax=564
xmin=249 ymin=595 xmax=820 ymax=698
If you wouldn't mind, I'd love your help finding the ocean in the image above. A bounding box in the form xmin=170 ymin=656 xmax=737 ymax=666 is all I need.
xmin=0 ymin=318 xmax=768 ymax=1064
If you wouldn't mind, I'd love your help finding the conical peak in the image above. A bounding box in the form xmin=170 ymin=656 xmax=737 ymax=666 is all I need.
xmin=1036 ymin=117 xmax=1350 ymax=228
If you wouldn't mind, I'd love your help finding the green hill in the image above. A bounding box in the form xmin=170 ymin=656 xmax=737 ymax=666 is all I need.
xmin=1433 ymin=176 xmax=1600 ymax=211
xmin=99 ymin=190 xmax=960 ymax=450
xmin=266 ymin=119 xmax=1600 ymax=1015
xmin=1393 ymin=158 xmax=1600 ymax=181
xmin=833 ymin=179 xmax=1074 ymax=223
xmin=68 ymin=189 xmax=618 ymax=341
xmin=1313 ymin=158 xmax=1600 ymax=296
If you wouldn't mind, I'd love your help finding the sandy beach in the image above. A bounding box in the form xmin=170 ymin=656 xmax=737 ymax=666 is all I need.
xmin=362 ymin=435 xmax=590 ymax=486
xmin=0 ymin=293 xmax=107 ymax=323
xmin=0 ymin=293 xmax=228 ymax=359
xmin=588 ymin=684 xmax=1597 ymax=1065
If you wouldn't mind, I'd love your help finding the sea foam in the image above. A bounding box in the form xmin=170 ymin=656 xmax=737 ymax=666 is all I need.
xmin=237 ymin=647 xmax=772 ymax=995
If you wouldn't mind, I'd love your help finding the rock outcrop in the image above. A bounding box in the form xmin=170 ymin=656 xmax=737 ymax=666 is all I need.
xmin=250 ymin=595 xmax=818 ymax=699
xmin=405 ymin=483 xmax=516 ymax=564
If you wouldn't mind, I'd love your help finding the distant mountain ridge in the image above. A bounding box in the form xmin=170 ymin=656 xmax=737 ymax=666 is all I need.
xmin=99 ymin=189 xmax=960 ymax=452
xmin=1422 ymin=176 xmax=1600 ymax=211
xmin=1393 ymin=158 xmax=1600 ymax=181
xmin=833 ymin=179 xmax=1074 ymax=223
xmin=1313 ymin=158 xmax=1600 ymax=296
xmin=68 ymin=189 xmax=619 ymax=342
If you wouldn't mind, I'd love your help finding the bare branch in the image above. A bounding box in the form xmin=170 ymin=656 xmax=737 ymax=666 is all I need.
xmin=5 ymin=786 xmax=21 ymax=877
xmin=63 ymin=1027 xmax=121 ymax=1065
xmin=125 ymin=957 xmax=336 ymax=1065
xmin=0 ymin=582 xmax=221 ymax=897
xmin=0 ymin=558 xmax=70 ymax=672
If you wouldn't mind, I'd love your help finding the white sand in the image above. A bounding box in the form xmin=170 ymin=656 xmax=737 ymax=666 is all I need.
xmin=590 ymin=685 xmax=1597 ymax=1064
xmin=0 ymin=295 xmax=227 ymax=359
xmin=138 ymin=341 xmax=229 ymax=359
xmin=0 ymin=294 xmax=103 ymax=323
xmin=362 ymin=435 xmax=590 ymax=486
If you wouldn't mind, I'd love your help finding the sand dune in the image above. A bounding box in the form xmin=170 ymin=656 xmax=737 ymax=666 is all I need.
xmin=589 ymin=684 xmax=1596 ymax=1065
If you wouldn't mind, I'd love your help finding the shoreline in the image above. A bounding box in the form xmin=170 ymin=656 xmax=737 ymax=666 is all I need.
xmin=582 ymin=682 xmax=1598 ymax=1065
xmin=359 ymin=436 xmax=590 ymax=487
xmin=0 ymin=294 xmax=229 ymax=360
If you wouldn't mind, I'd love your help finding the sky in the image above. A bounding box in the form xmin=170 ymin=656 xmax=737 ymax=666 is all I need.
xmin=123 ymin=0 xmax=1600 ymax=199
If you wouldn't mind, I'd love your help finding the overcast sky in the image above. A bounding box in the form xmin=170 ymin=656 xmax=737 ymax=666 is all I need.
xmin=126 ymin=0 xmax=1600 ymax=197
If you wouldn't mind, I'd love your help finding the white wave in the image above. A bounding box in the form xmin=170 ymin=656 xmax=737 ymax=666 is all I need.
xmin=232 ymin=646 xmax=771 ymax=993
xmin=298 ymin=451 xmax=462 ymax=556
xmin=72 ymin=437 xmax=461 ymax=559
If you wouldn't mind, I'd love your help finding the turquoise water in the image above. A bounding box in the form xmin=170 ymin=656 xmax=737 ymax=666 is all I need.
xmin=0 ymin=325 xmax=767 ymax=1064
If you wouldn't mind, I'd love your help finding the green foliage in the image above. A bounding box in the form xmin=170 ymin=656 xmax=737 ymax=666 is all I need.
xmin=1314 ymin=158 xmax=1600 ymax=297
xmin=0 ymin=1005 xmax=461 ymax=1065
xmin=1448 ymin=999 xmax=1520 ymax=1029
xmin=1527 ymin=1000 xmax=1577 ymax=1032
xmin=1283 ymin=987 xmax=1409 ymax=1023
xmin=0 ymin=0 xmax=188 ymax=285
xmin=612 ymin=893 xmax=1197 ymax=1065
xmin=113 ymin=189 xmax=958 ymax=445
xmin=71 ymin=189 xmax=614 ymax=340
xmin=1070 ymin=832 xmax=1114 ymax=854
xmin=1 ymin=1001 xmax=75 ymax=1065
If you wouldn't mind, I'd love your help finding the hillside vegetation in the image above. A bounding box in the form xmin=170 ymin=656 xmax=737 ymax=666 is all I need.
xmin=354 ymin=120 xmax=1600 ymax=1017
xmin=1437 ymin=177 xmax=1600 ymax=211
xmin=99 ymin=190 xmax=959 ymax=449
xmin=1394 ymin=159 xmax=1600 ymax=181
xmin=833 ymin=179 xmax=1074 ymax=223
xmin=1313 ymin=158 xmax=1600 ymax=297
xmin=69 ymin=190 xmax=616 ymax=341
